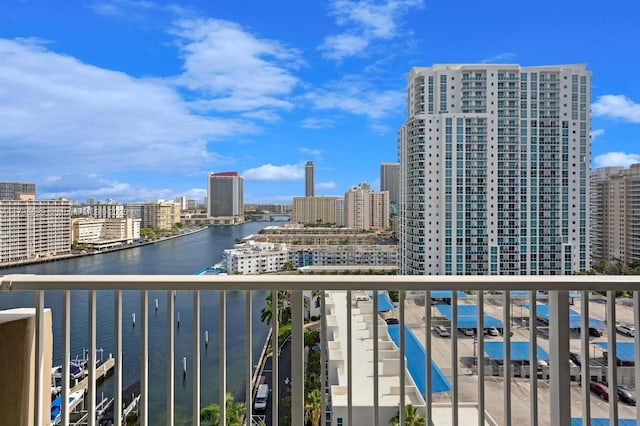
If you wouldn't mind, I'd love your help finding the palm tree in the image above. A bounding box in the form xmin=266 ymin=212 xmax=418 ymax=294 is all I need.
xmin=305 ymin=388 xmax=323 ymax=426
xmin=260 ymin=291 xmax=289 ymax=325
xmin=200 ymin=392 xmax=246 ymax=426
xmin=389 ymin=404 xmax=426 ymax=426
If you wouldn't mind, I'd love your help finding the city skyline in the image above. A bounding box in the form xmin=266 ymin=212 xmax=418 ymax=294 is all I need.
xmin=1 ymin=1 xmax=639 ymax=203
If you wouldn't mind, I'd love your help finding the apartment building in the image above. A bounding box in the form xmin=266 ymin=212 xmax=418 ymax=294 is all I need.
xmin=0 ymin=200 xmax=71 ymax=263
xmin=207 ymin=172 xmax=243 ymax=218
xmin=71 ymin=218 xmax=141 ymax=246
xmin=344 ymin=183 xmax=390 ymax=231
xmin=292 ymin=196 xmax=339 ymax=225
xmin=0 ymin=181 xmax=36 ymax=200
xmin=223 ymin=241 xmax=289 ymax=274
xmin=91 ymin=203 xmax=125 ymax=219
xmin=590 ymin=164 xmax=640 ymax=263
xmin=398 ymin=64 xmax=591 ymax=275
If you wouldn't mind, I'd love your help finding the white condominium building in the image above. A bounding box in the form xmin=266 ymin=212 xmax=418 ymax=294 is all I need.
xmin=91 ymin=203 xmax=125 ymax=219
xmin=398 ymin=64 xmax=591 ymax=275
xmin=590 ymin=164 xmax=640 ymax=263
xmin=0 ymin=200 xmax=71 ymax=264
xmin=223 ymin=241 xmax=289 ymax=275
xmin=344 ymin=183 xmax=390 ymax=230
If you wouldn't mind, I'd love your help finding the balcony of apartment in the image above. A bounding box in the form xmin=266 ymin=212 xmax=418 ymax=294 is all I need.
xmin=1 ymin=275 xmax=639 ymax=426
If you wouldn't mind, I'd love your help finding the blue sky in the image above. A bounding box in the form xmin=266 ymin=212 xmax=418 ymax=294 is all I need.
xmin=1 ymin=0 xmax=639 ymax=204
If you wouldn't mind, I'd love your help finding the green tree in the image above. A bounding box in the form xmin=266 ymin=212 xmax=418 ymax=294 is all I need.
xmin=260 ymin=291 xmax=288 ymax=325
xmin=389 ymin=404 xmax=426 ymax=426
xmin=200 ymin=393 xmax=245 ymax=426
xmin=282 ymin=261 xmax=296 ymax=271
xmin=305 ymin=389 xmax=322 ymax=426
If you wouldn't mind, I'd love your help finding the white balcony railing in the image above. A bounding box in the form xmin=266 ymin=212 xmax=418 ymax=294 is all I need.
xmin=1 ymin=275 xmax=640 ymax=426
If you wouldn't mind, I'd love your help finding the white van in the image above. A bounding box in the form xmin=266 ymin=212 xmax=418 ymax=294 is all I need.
xmin=254 ymin=384 xmax=269 ymax=411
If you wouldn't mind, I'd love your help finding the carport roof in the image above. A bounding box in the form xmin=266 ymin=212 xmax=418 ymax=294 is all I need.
xmin=523 ymin=303 xmax=606 ymax=329
xmin=571 ymin=419 xmax=637 ymax=426
xmin=429 ymin=290 xmax=467 ymax=299
xmin=435 ymin=304 xmax=504 ymax=328
xmin=387 ymin=324 xmax=452 ymax=394
xmin=370 ymin=293 xmax=394 ymax=311
xmin=594 ymin=341 xmax=636 ymax=362
xmin=483 ymin=340 xmax=550 ymax=361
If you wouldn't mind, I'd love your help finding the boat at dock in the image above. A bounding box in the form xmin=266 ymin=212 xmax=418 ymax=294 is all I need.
xmin=50 ymin=390 xmax=84 ymax=425
xmin=196 ymin=261 xmax=226 ymax=275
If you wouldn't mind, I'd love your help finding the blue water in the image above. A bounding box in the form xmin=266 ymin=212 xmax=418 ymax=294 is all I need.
xmin=0 ymin=221 xmax=275 ymax=425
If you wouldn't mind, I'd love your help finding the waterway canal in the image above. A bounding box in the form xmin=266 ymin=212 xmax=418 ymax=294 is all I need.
xmin=0 ymin=221 xmax=275 ymax=424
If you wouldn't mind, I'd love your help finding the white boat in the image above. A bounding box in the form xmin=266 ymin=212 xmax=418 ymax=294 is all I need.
xmin=50 ymin=390 xmax=84 ymax=425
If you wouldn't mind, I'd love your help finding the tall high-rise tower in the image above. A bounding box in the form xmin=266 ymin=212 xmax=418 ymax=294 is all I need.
xmin=305 ymin=161 xmax=315 ymax=196
xmin=398 ymin=64 xmax=591 ymax=275
xmin=380 ymin=162 xmax=400 ymax=205
xmin=207 ymin=172 xmax=244 ymax=217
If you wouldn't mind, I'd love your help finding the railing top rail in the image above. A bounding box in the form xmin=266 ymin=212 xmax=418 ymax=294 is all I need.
xmin=1 ymin=274 xmax=640 ymax=292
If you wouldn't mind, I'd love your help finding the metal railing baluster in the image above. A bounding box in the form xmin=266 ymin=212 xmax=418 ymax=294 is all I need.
xmin=193 ymin=291 xmax=200 ymax=426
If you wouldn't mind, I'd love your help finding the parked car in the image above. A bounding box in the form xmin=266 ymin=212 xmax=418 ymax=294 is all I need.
xmin=590 ymin=382 xmax=617 ymax=401
xmin=588 ymin=327 xmax=602 ymax=337
xmin=616 ymin=324 xmax=635 ymax=337
xmin=485 ymin=327 xmax=500 ymax=336
xmin=459 ymin=327 xmax=474 ymax=336
xmin=616 ymin=386 xmax=636 ymax=405
xmin=434 ymin=325 xmax=450 ymax=337
xmin=385 ymin=317 xmax=399 ymax=325
xmin=536 ymin=359 xmax=549 ymax=368
xmin=569 ymin=352 xmax=582 ymax=367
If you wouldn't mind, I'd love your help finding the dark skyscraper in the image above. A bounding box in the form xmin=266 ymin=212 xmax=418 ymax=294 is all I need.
xmin=305 ymin=161 xmax=315 ymax=196
xmin=206 ymin=172 xmax=244 ymax=217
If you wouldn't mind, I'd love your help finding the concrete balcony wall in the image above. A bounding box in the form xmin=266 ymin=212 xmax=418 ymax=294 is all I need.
xmin=0 ymin=308 xmax=52 ymax=426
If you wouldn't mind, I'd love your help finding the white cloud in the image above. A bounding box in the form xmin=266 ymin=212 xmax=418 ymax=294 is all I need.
xmin=90 ymin=1 xmax=191 ymax=21
xmin=306 ymin=77 xmax=403 ymax=120
xmin=183 ymin=188 xmax=206 ymax=200
xmin=592 ymin=95 xmax=640 ymax=123
xmin=299 ymin=147 xmax=323 ymax=157
xmin=242 ymin=164 xmax=304 ymax=181
xmin=0 ymin=38 xmax=251 ymax=176
xmin=320 ymin=0 xmax=424 ymax=60
xmin=171 ymin=19 xmax=303 ymax=115
xmin=481 ymin=52 xmax=516 ymax=63
xmin=38 ymin=173 xmax=177 ymax=202
xmin=316 ymin=181 xmax=337 ymax=190
xmin=590 ymin=128 xmax=605 ymax=141
xmin=593 ymin=152 xmax=640 ymax=169
xmin=301 ymin=118 xmax=335 ymax=129
xmin=320 ymin=34 xmax=369 ymax=61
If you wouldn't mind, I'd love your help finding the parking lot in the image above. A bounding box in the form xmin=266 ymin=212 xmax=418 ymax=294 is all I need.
xmin=396 ymin=293 xmax=637 ymax=425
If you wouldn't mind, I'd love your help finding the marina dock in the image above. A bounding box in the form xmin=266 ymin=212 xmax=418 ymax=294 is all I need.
xmin=70 ymin=356 xmax=115 ymax=394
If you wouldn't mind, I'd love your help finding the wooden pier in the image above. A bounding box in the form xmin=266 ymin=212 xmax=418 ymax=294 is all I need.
xmin=70 ymin=357 xmax=115 ymax=394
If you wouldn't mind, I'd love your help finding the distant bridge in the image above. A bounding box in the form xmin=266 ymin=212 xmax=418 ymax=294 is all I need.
xmin=254 ymin=213 xmax=291 ymax=221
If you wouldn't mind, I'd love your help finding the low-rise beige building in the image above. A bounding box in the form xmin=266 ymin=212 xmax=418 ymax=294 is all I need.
xmin=71 ymin=217 xmax=141 ymax=246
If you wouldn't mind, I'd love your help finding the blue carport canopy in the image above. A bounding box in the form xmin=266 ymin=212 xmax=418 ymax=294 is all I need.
xmin=571 ymin=419 xmax=637 ymax=426
xmin=484 ymin=341 xmax=550 ymax=361
xmin=595 ymin=342 xmax=636 ymax=362
xmin=387 ymin=324 xmax=452 ymax=394
xmin=428 ymin=290 xmax=467 ymax=299
xmin=370 ymin=293 xmax=394 ymax=311
xmin=435 ymin=304 xmax=504 ymax=328
xmin=523 ymin=304 xmax=606 ymax=329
